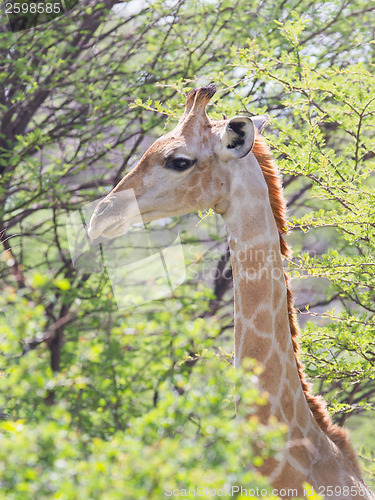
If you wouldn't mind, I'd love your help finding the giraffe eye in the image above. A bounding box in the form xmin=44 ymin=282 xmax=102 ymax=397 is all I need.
xmin=166 ymin=157 xmax=195 ymax=171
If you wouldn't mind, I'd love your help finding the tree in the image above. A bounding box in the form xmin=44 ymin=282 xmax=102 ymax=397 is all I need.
xmin=0 ymin=0 xmax=374 ymax=495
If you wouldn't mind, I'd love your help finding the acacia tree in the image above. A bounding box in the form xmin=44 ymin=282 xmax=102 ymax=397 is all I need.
xmin=0 ymin=0 xmax=374 ymax=496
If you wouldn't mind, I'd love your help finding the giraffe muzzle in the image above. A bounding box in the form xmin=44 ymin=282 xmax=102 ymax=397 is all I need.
xmin=88 ymin=190 xmax=143 ymax=240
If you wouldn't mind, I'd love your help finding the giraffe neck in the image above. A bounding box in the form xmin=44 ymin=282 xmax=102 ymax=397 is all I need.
xmin=222 ymin=154 xmax=320 ymax=431
xmin=220 ymin=153 xmax=370 ymax=496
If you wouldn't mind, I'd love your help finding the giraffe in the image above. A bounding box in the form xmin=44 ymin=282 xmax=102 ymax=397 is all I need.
xmin=88 ymin=85 xmax=373 ymax=499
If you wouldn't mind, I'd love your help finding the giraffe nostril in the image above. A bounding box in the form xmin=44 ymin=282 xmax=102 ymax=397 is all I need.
xmin=96 ymin=201 xmax=111 ymax=217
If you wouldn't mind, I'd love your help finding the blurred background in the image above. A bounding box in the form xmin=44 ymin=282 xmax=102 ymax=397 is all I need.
xmin=0 ymin=0 xmax=374 ymax=497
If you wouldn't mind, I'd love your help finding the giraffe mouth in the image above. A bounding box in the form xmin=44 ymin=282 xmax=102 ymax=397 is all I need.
xmin=88 ymin=208 xmax=160 ymax=241
xmin=88 ymin=214 xmax=141 ymax=241
xmin=88 ymin=208 xmax=187 ymax=242
xmin=101 ymin=219 xmax=129 ymax=238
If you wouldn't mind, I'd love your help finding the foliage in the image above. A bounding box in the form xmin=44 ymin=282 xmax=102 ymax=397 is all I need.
xmin=0 ymin=0 xmax=375 ymax=495
xmin=0 ymin=350 xmax=284 ymax=499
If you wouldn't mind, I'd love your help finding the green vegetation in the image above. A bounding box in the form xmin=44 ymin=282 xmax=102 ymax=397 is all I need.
xmin=0 ymin=0 xmax=374 ymax=497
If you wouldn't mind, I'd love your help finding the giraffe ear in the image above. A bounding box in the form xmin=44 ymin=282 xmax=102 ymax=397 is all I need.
xmin=221 ymin=116 xmax=255 ymax=159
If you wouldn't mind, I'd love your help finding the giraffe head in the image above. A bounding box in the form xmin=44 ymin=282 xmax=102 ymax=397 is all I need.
xmin=88 ymin=84 xmax=269 ymax=240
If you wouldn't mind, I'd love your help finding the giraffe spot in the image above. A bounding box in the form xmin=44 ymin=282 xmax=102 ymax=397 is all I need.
xmin=272 ymin=278 xmax=285 ymax=311
xmin=201 ymin=133 xmax=210 ymax=146
xmin=287 ymin=365 xmax=302 ymax=393
xmin=235 ymin=317 xmax=243 ymax=333
xmin=257 ymin=456 xmax=279 ymax=477
xmin=262 ymin=352 xmax=282 ymax=396
xmin=230 ymin=238 xmax=236 ymax=252
xmin=274 ymin=406 xmax=284 ymax=422
xmin=200 ymin=166 xmax=212 ymax=191
xmin=257 ymin=401 xmax=271 ymax=424
xmin=237 ymin=205 xmax=266 ymax=239
xmin=281 ymin=384 xmax=295 ymax=422
xmin=288 ymin=428 xmax=312 ymax=468
xmin=188 ymin=171 xmax=201 ymax=187
xmin=272 ymin=460 xmax=307 ymax=495
xmin=243 ymin=334 xmax=272 ymax=364
xmin=236 ymin=243 xmax=268 ymax=265
xmin=296 ymin=392 xmax=308 ymax=430
xmin=253 ymin=309 xmax=273 ymax=334
xmin=274 ymin=312 xmax=290 ymax=352
xmin=214 ymin=177 xmax=222 ymax=191
xmin=240 ymin=275 xmax=272 ymax=319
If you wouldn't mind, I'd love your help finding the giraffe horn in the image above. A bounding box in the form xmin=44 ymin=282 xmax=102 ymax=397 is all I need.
xmin=179 ymin=84 xmax=217 ymax=123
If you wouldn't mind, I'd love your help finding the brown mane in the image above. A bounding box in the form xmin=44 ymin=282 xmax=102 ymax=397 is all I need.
xmin=252 ymin=134 xmax=361 ymax=475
